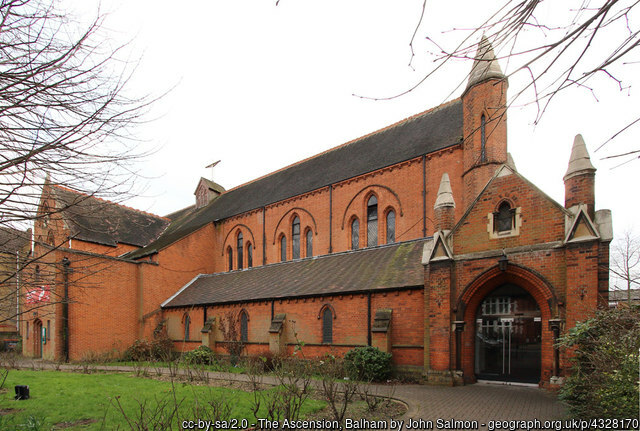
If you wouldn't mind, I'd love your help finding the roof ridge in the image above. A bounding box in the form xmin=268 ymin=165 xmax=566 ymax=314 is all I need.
xmin=222 ymin=98 xmax=461 ymax=195
xmin=51 ymin=184 xmax=170 ymax=221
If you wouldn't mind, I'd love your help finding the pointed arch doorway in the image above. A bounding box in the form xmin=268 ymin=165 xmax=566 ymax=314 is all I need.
xmin=474 ymin=284 xmax=541 ymax=383
xmin=33 ymin=319 xmax=43 ymax=359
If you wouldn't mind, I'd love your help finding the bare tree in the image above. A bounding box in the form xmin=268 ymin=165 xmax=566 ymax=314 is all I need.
xmin=351 ymin=0 xmax=640 ymax=164
xmin=0 ymin=0 xmax=158 ymax=327
xmin=217 ymin=310 xmax=245 ymax=363
xmin=610 ymin=230 xmax=640 ymax=303
xmin=0 ymin=0 xmax=154 ymax=225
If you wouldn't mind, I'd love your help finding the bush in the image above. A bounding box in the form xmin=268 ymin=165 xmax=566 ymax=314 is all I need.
xmin=183 ymin=346 xmax=216 ymax=365
xmin=151 ymin=335 xmax=174 ymax=361
xmin=343 ymin=346 xmax=392 ymax=382
xmin=122 ymin=339 xmax=153 ymax=362
xmin=122 ymin=335 xmax=175 ymax=362
xmin=558 ymin=305 xmax=640 ymax=419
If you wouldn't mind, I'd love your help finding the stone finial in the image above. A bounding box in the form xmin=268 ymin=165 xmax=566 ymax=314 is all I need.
xmin=466 ymin=35 xmax=505 ymax=91
xmin=564 ymin=134 xmax=596 ymax=181
xmin=434 ymin=173 xmax=455 ymax=209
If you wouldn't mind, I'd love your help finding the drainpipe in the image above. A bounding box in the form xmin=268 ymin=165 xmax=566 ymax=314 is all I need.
xmin=422 ymin=155 xmax=427 ymax=237
xmin=367 ymin=292 xmax=371 ymax=346
xmin=62 ymin=257 xmax=70 ymax=362
xmin=329 ymin=186 xmax=333 ymax=253
xmin=262 ymin=207 xmax=266 ymax=265
xmin=15 ymin=251 xmax=19 ymax=332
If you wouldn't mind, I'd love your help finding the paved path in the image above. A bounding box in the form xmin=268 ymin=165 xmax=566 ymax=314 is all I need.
xmin=14 ymin=360 xmax=567 ymax=430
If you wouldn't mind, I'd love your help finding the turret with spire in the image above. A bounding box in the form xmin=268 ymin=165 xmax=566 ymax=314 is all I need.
xmin=462 ymin=36 xmax=508 ymax=208
xmin=564 ymin=134 xmax=596 ymax=219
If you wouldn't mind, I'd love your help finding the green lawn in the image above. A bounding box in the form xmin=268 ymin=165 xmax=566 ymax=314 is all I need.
xmin=0 ymin=370 xmax=324 ymax=430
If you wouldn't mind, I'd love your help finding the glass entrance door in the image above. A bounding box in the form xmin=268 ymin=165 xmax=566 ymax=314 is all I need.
xmin=475 ymin=285 xmax=541 ymax=383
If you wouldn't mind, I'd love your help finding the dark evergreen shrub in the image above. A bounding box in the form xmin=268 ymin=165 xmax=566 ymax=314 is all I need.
xmin=343 ymin=346 xmax=392 ymax=382
xmin=183 ymin=346 xmax=216 ymax=365
xmin=558 ymin=305 xmax=640 ymax=419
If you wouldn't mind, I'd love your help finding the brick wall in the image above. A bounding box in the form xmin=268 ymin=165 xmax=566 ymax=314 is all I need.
xmin=163 ymin=289 xmax=423 ymax=368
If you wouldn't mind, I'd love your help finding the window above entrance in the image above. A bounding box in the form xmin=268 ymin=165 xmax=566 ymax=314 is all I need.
xmin=487 ymin=201 xmax=522 ymax=239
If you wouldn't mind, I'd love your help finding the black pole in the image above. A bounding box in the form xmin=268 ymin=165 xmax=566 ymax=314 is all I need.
xmin=367 ymin=292 xmax=371 ymax=346
xmin=262 ymin=207 xmax=266 ymax=266
xmin=61 ymin=257 xmax=70 ymax=362
xmin=329 ymin=185 xmax=333 ymax=253
xmin=422 ymin=155 xmax=427 ymax=237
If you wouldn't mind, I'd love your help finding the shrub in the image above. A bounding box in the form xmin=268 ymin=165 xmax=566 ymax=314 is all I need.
xmin=122 ymin=339 xmax=153 ymax=362
xmin=183 ymin=346 xmax=216 ymax=365
xmin=343 ymin=346 xmax=392 ymax=382
xmin=122 ymin=335 xmax=175 ymax=362
xmin=151 ymin=335 xmax=174 ymax=361
xmin=558 ymin=305 xmax=640 ymax=419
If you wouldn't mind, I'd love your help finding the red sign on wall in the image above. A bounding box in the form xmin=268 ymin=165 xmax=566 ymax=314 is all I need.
xmin=25 ymin=286 xmax=50 ymax=304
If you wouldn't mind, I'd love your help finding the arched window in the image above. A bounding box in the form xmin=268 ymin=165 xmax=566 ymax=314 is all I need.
xmin=386 ymin=210 xmax=396 ymax=244
xmin=351 ymin=218 xmax=359 ymax=250
xmin=247 ymin=243 xmax=253 ymax=268
xmin=280 ymin=235 xmax=287 ymax=262
xmin=322 ymin=307 xmax=333 ymax=344
xmin=227 ymin=247 xmax=233 ymax=271
xmin=367 ymin=195 xmax=378 ymax=247
xmin=306 ymin=229 xmax=313 ymax=257
xmin=240 ymin=311 xmax=248 ymax=343
xmin=480 ymin=114 xmax=487 ymax=163
xmin=292 ymin=216 xmax=300 ymax=259
xmin=237 ymin=232 xmax=243 ymax=270
xmin=495 ymin=201 xmax=514 ymax=232
xmin=183 ymin=313 xmax=191 ymax=341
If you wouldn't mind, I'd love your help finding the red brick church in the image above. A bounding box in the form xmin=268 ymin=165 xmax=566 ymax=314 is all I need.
xmin=23 ymin=38 xmax=612 ymax=386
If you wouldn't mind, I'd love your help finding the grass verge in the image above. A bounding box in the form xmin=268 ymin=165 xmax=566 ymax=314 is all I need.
xmin=0 ymin=370 xmax=324 ymax=430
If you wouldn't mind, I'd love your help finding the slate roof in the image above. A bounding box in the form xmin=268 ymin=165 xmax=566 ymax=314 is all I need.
xmin=51 ymin=186 xmax=170 ymax=248
xmin=609 ymin=289 xmax=640 ymax=303
xmin=0 ymin=227 xmax=31 ymax=254
xmin=128 ymin=99 xmax=463 ymax=259
xmin=162 ymin=239 xmax=427 ymax=308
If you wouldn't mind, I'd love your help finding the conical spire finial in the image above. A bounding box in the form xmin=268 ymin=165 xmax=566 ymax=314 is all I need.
xmin=434 ymin=173 xmax=455 ymax=209
xmin=466 ymin=35 xmax=505 ymax=91
xmin=564 ymin=134 xmax=596 ymax=180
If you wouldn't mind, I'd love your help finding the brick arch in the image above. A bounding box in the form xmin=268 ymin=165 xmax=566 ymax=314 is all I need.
xmin=238 ymin=308 xmax=250 ymax=321
xmin=493 ymin=198 xmax=515 ymax=212
xmin=340 ymin=184 xmax=404 ymax=230
xmin=317 ymin=303 xmax=336 ymax=320
xmin=272 ymin=207 xmax=318 ymax=244
xmin=221 ymin=224 xmax=256 ymax=256
xmin=458 ymin=263 xmax=557 ymax=321
xmin=457 ymin=263 xmax=558 ymax=383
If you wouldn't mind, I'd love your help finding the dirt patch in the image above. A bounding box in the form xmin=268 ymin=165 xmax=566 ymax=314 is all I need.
xmin=0 ymin=407 xmax=22 ymax=416
xmin=53 ymin=418 xmax=97 ymax=429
